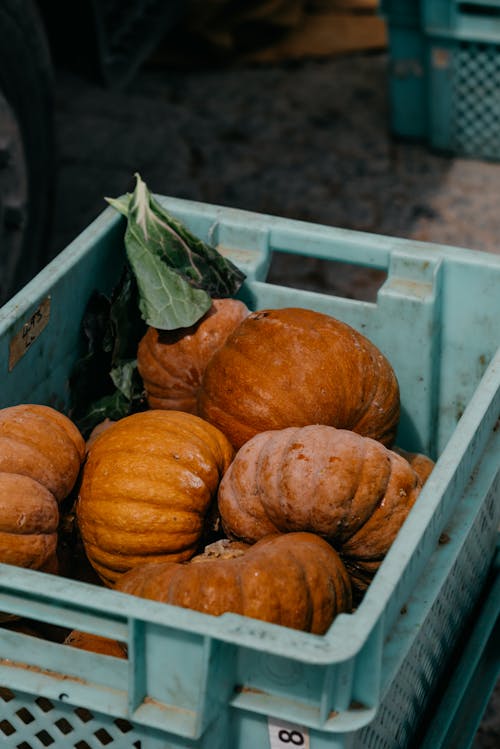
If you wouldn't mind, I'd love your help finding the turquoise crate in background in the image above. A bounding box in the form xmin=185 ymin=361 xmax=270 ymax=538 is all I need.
xmin=0 ymin=197 xmax=499 ymax=748
xmin=423 ymin=0 xmax=500 ymax=39
xmin=380 ymin=0 xmax=500 ymax=160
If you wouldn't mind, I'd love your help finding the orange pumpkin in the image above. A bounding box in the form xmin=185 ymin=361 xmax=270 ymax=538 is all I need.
xmin=0 ymin=474 xmax=58 ymax=570
xmin=76 ymin=410 xmax=234 ymax=586
xmin=64 ymin=630 xmax=127 ymax=658
xmin=198 ymin=307 xmax=400 ymax=449
xmin=0 ymin=404 xmax=85 ymax=573
xmin=217 ymin=425 xmax=422 ymax=593
xmin=393 ymin=446 xmax=434 ymax=485
xmin=116 ymin=532 xmax=352 ymax=634
xmin=137 ymin=298 xmax=249 ymax=413
xmin=0 ymin=404 xmax=85 ymax=503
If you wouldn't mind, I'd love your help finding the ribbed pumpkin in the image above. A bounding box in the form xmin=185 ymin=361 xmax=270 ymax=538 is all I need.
xmin=0 ymin=474 xmax=59 ymax=570
xmin=0 ymin=404 xmax=85 ymax=572
xmin=137 ymin=298 xmax=249 ymax=413
xmin=217 ymin=425 xmax=423 ymax=593
xmin=393 ymin=446 xmax=434 ymax=485
xmin=116 ymin=532 xmax=353 ymax=634
xmin=198 ymin=307 xmax=400 ymax=449
xmin=76 ymin=410 xmax=234 ymax=586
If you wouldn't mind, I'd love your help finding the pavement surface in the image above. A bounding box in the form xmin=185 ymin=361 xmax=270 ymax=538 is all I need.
xmin=48 ymin=46 xmax=500 ymax=747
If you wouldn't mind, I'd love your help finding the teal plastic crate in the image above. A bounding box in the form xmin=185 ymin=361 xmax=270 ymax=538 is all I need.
xmin=0 ymin=197 xmax=499 ymax=748
xmin=419 ymin=538 xmax=500 ymax=749
xmin=381 ymin=1 xmax=500 ymax=159
xmin=423 ymin=0 xmax=500 ymax=40
xmin=379 ymin=0 xmax=420 ymax=28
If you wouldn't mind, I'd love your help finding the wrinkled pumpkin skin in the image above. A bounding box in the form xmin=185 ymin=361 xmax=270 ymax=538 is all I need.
xmin=116 ymin=532 xmax=353 ymax=634
xmin=0 ymin=474 xmax=58 ymax=570
xmin=198 ymin=307 xmax=400 ymax=450
xmin=77 ymin=410 xmax=234 ymax=587
xmin=393 ymin=446 xmax=434 ymax=485
xmin=0 ymin=404 xmax=86 ymax=503
xmin=137 ymin=298 xmax=249 ymax=413
xmin=0 ymin=404 xmax=85 ymax=573
xmin=217 ymin=425 xmax=422 ymax=592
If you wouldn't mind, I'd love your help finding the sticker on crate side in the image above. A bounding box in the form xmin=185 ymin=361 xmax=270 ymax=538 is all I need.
xmin=268 ymin=717 xmax=310 ymax=748
xmin=8 ymin=296 xmax=51 ymax=371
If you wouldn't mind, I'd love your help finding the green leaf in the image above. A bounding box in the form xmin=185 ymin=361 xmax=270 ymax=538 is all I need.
xmin=75 ymin=390 xmax=134 ymax=438
xmin=105 ymin=173 xmax=246 ymax=330
xmin=125 ymin=224 xmax=212 ymax=330
xmin=110 ymin=359 xmax=139 ymax=400
xmin=69 ymin=265 xmax=147 ymax=437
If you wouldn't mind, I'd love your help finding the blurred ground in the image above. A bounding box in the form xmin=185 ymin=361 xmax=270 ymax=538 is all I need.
xmin=46 ymin=9 xmax=500 ymax=746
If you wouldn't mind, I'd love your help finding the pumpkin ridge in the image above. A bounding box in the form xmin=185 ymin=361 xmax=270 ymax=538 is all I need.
xmin=0 ymin=410 xmax=84 ymax=470
xmin=0 ymin=530 xmax=57 ymax=568
xmin=256 ymin=429 xmax=295 ymax=533
xmin=218 ymin=433 xmax=280 ymax=543
xmin=281 ymin=536 xmax=346 ymax=632
xmin=348 ymin=350 xmax=400 ymax=444
xmin=331 ymin=438 xmax=390 ymax=545
xmin=84 ymin=541 xmax=196 ymax=579
xmin=0 ymin=436 xmax=68 ymax=500
xmin=288 ymin=547 xmax=313 ymax=632
xmin=26 ymin=406 xmax=86 ymax=463
xmin=267 ymin=428 xmax=307 ymax=532
xmin=80 ymin=507 xmax=204 ymax=540
xmin=145 ymin=338 xmax=200 ymax=389
xmin=340 ymin=451 xmax=421 ymax=560
xmin=84 ymin=464 xmax=216 ymax=511
xmin=87 ymin=432 xmax=227 ymax=490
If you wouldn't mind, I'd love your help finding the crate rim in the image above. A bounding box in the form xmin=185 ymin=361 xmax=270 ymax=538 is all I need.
xmin=1 ymin=195 xmax=499 ymax=670
xmin=3 ymin=195 xmax=500 ymax=334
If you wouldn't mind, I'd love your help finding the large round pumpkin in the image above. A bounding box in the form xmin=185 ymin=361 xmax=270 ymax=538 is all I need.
xmin=137 ymin=298 xmax=249 ymax=413
xmin=116 ymin=532 xmax=353 ymax=634
xmin=197 ymin=307 xmax=400 ymax=449
xmin=0 ymin=404 xmax=85 ymax=573
xmin=217 ymin=425 xmax=422 ymax=592
xmin=76 ymin=410 xmax=234 ymax=586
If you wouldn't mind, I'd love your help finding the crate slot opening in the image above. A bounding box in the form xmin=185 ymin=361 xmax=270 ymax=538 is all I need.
xmin=266 ymin=252 xmax=387 ymax=302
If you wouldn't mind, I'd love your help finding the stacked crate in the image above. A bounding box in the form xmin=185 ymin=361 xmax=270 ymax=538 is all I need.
xmin=380 ymin=0 xmax=500 ymax=160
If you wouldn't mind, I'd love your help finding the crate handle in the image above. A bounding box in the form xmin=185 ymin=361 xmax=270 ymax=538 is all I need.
xmin=457 ymin=1 xmax=500 ymax=17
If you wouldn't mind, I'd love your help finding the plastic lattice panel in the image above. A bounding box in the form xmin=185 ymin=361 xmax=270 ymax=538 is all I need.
xmin=354 ymin=487 xmax=498 ymax=749
xmin=0 ymin=687 xmax=144 ymax=749
xmin=451 ymin=41 xmax=500 ymax=159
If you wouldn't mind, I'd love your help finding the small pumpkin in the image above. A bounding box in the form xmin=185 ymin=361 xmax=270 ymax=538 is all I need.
xmin=137 ymin=298 xmax=249 ymax=413
xmin=198 ymin=307 xmax=400 ymax=449
xmin=393 ymin=446 xmax=434 ymax=485
xmin=0 ymin=404 xmax=85 ymax=573
xmin=77 ymin=410 xmax=234 ymax=586
xmin=116 ymin=532 xmax=352 ymax=634
xmin=217 ymin=425 xmax=422 ymax=592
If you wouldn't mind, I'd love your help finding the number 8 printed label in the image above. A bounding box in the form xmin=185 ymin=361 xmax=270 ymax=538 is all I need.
xmin=268 ymin=717 xmax=310 ymax=748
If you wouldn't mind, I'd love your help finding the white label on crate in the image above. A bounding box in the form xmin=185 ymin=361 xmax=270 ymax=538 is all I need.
xmin=8 ymin=296 xmax=51 ymax=371
xmin=268 ymin=717 xmax=310 ymax=749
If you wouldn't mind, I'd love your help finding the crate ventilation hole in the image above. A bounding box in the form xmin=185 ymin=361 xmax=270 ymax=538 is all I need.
xmin=452 ymin=41 xmax=500 ymax=157
xmin=0 ymin=687 xmax=142 ymax=748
